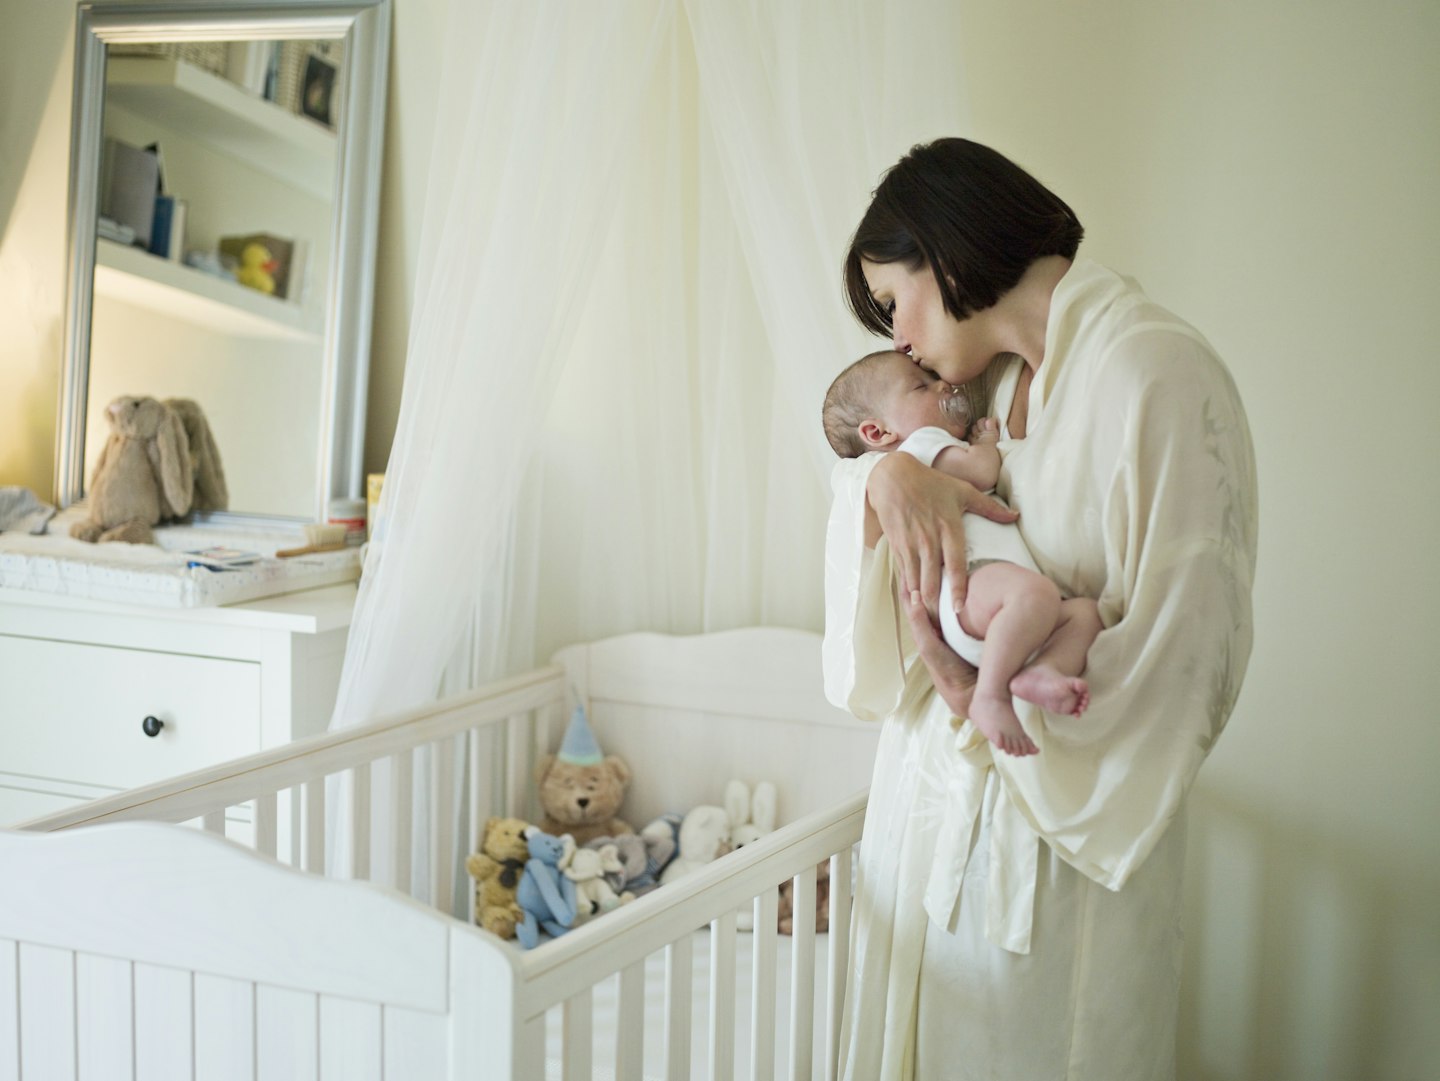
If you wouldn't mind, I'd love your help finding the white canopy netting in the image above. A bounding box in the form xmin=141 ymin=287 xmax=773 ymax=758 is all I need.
xmin=328 ymin=0 xmax=969 ymax=891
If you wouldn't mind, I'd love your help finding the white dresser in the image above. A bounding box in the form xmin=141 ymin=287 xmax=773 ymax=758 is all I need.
xmin=0 ymin=583 xmax=355 ymax=825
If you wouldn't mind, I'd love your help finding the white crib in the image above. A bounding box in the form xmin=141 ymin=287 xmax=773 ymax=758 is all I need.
xmin=1 ymin=626 xmax=879 ymax=1080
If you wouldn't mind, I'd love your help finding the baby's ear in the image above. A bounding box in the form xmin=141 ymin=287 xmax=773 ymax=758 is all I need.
xmin=858 ymin=419 xmax=899 ymax=451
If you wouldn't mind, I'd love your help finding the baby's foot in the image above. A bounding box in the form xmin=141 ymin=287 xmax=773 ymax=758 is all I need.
xmin=1010 ymin=665 xmax=1090 ymax=717
xmin=967 ymin=690 xmax=1038 ymax=757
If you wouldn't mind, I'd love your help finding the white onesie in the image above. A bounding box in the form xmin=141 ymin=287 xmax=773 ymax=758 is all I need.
xmin=895 ymin=426 xmax=1038 ymax=667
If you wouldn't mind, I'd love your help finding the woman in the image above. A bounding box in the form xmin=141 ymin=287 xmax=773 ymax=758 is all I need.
xmin=825 ymin=138 xmax=1257 ymax=1080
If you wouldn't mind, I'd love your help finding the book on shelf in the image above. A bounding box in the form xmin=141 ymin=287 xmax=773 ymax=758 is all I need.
xmin=149 ymin=196 xmax=187 ymax=261
xmin=99 ymin=138 xmax=159 ymax=249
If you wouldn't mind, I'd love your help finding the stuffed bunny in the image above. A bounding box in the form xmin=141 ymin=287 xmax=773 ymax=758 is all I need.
xmin=164 ymin=397 xmax=228 ymax=513
xmin=658 ymin=805 xmax=731 ymax=886
xmin=725 ymin=780 xmax=777 ymax=930
xmin=71 ymin=396 xmax=193 ymax=544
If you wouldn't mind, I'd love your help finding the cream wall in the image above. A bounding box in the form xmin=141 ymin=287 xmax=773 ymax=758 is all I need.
xmin=2 ymin=2 xmax=1436 ymax=1079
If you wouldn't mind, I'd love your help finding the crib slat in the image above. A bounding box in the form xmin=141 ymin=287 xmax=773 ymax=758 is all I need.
xmin=562 ymin=988 xmax=594 ymax=1081
xmin=751 ymin=887 xmax=779 ymax=1081
xmin=383 ymin=1004 xmax=447 ymax=1079
xmin=18 ymin=943 xmax=75 ymax=1081
xmin=134 ymin=962 xmax=191 ymax=1081
xmin=0 ymin=940 xmax=18 ymax=1081
xmin=615 ymin=960 xmax=645 ymax=1081
xmin=319 ymin=995 xmax=381 ymax=1080
xmin=827 ymin=847 xmax=853 ymax=1081
xmin=257 ymin=985 xmax=318 ymax=1081
xmin=77 ymin=953 xmax=132 ymax=1081
xmin=194 ymin=973 xmax=255 ymax=1081
xmin=665 ymin=934 xmax=694 ymax=1081
xmin=788 ymin=867 xmax=818 ymax=1081
xmin=391 ymin=748 xmax=414 ymax=894
xmin=432 ymin=738 xmax=457 ymax=915
xmin=505 ymin=712 xmax=529 ymax=814
xmin=255 ymin=791 xmax=278 ymax=859
xmin=202 ymin=809 xmax=225 ymax=836
xmin=305 ymin=779 xmax=326 ymax=875
xmin=350 ymin=763 xmax=372 ymax=881
xmin=710 ymin=911 xmax=737 ymax=1081
xmin=486 ymin=722 xmax=504 ymax=823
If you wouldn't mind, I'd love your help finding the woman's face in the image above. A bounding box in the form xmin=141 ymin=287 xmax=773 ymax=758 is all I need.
xmin=860 ymin=257 xmax=992 ymax=385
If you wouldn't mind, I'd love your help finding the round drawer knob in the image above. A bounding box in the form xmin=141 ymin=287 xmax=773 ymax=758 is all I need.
xmin=142 ymin=715 xmax=165 ymax=738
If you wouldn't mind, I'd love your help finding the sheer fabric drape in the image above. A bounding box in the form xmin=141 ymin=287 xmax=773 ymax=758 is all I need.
xmin=329 ymin=0 xmax=969 ymax=887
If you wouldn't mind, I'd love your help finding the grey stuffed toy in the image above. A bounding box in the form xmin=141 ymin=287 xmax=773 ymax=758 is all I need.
xmin=70 ymin=395 xmax=226 ymax=545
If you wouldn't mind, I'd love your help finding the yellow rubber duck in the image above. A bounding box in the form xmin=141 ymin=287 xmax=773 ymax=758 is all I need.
xmin=236 ymin=242 xmax=278 ymax=295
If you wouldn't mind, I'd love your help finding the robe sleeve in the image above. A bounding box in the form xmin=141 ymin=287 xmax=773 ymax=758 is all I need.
xmin=995 ymin=326 xmax=1259 ymax=890
xmin=821 ymin=454 xmax=908 ymax=721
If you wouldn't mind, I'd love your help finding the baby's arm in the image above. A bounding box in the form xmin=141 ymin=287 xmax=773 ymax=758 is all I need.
xmin=925 ymin=418 xmax=1001 ymax=491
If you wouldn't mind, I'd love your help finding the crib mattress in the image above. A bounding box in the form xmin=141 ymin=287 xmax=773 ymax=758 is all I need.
xmin=0 ymin=506 xmax=360 ymax=608
xmin=544 ymin=927 xmax=831 ymax=1081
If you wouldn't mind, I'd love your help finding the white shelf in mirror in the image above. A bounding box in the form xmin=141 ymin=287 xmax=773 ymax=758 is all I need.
xmin=95 ymin=237 xmax=320 ymax=342
xmin=104 ymin=56 xmax=336 ymax=200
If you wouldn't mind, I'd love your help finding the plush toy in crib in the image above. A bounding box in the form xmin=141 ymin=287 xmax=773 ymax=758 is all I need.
xmin=587 ymin=812 xmax=681 ymax=898
xmin=561 ymin=842 xmax=633 ymax=925
xmin=70 ymin=395 xmax=227 ymax=544
xmin=658 ymin=805 xmax=731 ymax=886
xmin=536 ymin=705 xmax=634 ymax=847
xmin=515 ymin=828 xmax=579 ymax=949
xmin=464 ymin=815 xmax=530 ymax=939
xmin=778 ymin=859 xmax=831 ymax=936
xmin=725 ymin=780 xmax=778 ymax=931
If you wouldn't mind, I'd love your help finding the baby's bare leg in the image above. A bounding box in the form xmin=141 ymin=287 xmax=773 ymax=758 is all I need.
xmin=956 ymin=563 xmax=1058 ymax=757
xmin=1009 ymin=597 xmax=1101 ymax=717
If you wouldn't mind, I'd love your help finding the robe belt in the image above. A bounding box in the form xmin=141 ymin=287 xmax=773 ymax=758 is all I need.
xmin=921 ymin=725 xmax=1039 ymax=954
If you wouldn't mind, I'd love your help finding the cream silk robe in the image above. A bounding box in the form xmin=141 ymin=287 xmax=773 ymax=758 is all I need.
xmin=825 ymin=259 xmax=1258 ymax=1080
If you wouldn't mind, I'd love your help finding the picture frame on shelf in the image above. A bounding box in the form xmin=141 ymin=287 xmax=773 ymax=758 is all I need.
xmin=299 ymin=54 xmax=337 ymax=128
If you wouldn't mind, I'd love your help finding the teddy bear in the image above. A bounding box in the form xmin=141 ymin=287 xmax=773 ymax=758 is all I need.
xmin=724 ymin=780 xmax=777 ymax=930
xmin=561 ymin=842 xmax=633 ymax=925
xmin=463 ymin=815 xmax=530 ymax=939
xmin=658 ymin=804 xmax=731 ymax=886
xmin=515 ymin=828 xmax=579 ymax=950
xmin=70 ymin=395 xmax=227 ymax=545
xmin=778 ymin=859 xmax=831 ymax=936
xmin=535 ymin=704 xmax=634 ymax=847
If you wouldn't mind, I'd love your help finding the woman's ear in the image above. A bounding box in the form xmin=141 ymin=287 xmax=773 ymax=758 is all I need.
xmin=858 ymin=418 xmax=900 ymax=451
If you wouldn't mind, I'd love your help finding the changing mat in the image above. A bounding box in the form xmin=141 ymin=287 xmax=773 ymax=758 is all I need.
xmin=0 ymin=506 xmax=361 ymax=609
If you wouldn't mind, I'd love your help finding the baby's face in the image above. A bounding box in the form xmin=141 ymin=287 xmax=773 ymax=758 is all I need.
xmin=873 ymin=352 xmax=968 ymax=440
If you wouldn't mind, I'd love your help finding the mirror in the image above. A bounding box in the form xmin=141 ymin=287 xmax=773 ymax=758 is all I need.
xmin=57 ymin=0 xmax=390 ymax=527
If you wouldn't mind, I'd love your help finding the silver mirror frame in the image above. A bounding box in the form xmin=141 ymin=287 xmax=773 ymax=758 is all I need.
xmin=57 ymin=0 xmax=391 ymax=526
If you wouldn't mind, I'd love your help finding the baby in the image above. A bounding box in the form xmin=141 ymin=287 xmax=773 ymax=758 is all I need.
xmin=822 ymin=350 xmax=1102 ymax=756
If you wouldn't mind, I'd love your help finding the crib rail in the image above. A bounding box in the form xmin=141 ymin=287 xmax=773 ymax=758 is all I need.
xmin=516 ymin=792 xmax=865 ymax=1081
xmin=19 ymin=663 xmax=568 ymax=907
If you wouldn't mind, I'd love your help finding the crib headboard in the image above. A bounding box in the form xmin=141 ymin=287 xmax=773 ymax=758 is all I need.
xmin=551 ymin=627 xmax=878 ymax=828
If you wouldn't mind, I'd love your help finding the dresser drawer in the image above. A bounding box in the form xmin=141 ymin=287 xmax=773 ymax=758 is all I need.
xmin=1 ymin=634 xmax=261 ymax=791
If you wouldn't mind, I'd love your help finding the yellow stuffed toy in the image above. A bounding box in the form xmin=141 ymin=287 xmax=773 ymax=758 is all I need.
xmin=464 ymin=816 xmax=531 ymax=939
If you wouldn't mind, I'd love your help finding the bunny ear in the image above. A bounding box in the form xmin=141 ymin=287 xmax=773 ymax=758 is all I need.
xmin=152 ymin=402 xmax=194 ymax=518
xmin=723 ymin=779 xmax=749 ymax=828
xmin=750 ymin=782 xmax=778 ymax=832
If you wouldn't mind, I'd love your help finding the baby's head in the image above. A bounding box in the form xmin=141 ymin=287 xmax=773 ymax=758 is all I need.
xmin=822 ymin=349 xmax=972 ymax=458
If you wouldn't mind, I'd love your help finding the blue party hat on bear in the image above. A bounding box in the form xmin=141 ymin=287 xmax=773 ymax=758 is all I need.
xmin=558 ymin=703 xmax=604 ymax=766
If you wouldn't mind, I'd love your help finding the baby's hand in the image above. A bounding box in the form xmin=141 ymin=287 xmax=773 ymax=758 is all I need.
xmin=969 ymin=416 xmax=1000 ymax=445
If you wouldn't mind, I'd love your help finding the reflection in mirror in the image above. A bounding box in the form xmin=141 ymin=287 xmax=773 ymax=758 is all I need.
xmin=59 ymin=1 xmax=390 ymax=528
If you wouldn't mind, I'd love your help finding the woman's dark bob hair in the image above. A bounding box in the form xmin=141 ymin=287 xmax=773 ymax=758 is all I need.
xmin=844 ymin=138 xmax=1084 ymax=338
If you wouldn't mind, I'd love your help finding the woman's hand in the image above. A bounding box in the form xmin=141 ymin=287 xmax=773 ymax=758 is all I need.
xmin=902 ymin=589 xmax=979 ymax=720
xmin=866 ymin=452 xmax=1018 ymax=619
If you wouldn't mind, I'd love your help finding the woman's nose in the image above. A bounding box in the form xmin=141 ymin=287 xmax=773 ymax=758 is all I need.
xmin=892 ymin=330 xmax=911 ymax=355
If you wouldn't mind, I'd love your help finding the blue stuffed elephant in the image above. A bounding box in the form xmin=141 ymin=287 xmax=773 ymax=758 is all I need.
xmin=515 ymin=828 xmax=579 ymax=949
